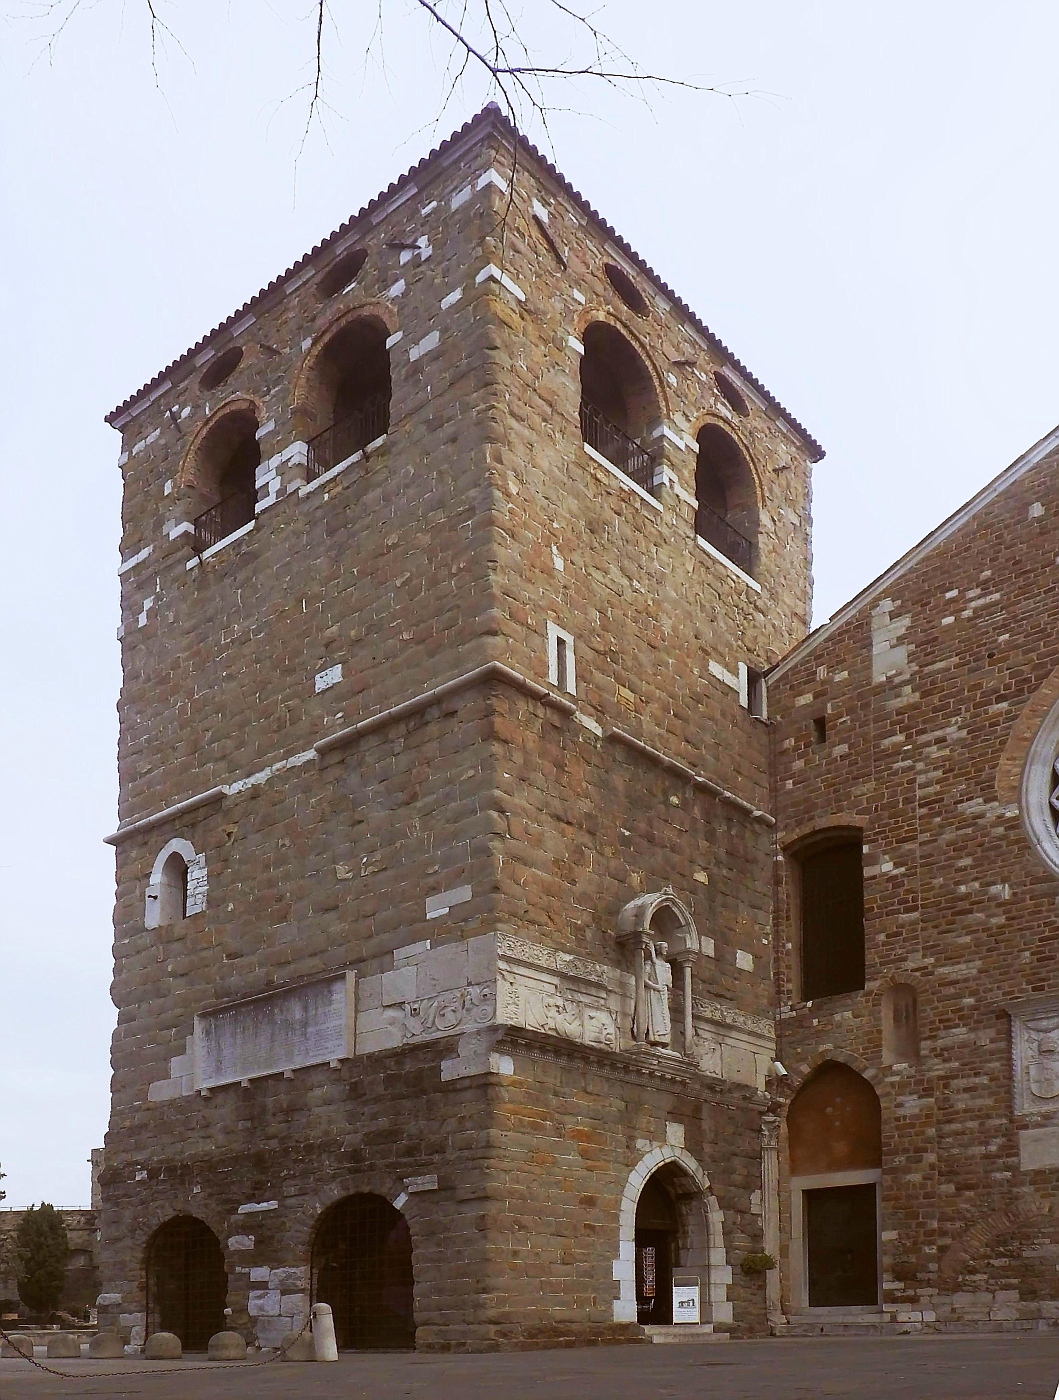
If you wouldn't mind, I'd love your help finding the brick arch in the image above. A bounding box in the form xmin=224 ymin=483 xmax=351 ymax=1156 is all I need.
xmin=573 ymin=305 xmax=671 ymax=420
xmin=938 ymin=1198 xmax=1049 ymax=1286
xmin=779 ymin=1048 xmax=887 ymax=1106
xmin=780 ymin=815 xmax=867 ymax=856
xmin=996 ymin=660 xmax=1059 ymax=807
xmin=177 ymin=396 xmax=263 ymax=493
xmin=688 ymin=411 xmax=765 ymax=512
xmin=611 ymin=1144 xmax=728 ymax=1324
xmin=292 ymin=301 xmax=400 ymax=419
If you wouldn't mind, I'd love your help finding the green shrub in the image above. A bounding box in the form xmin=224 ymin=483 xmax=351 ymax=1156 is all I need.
xmin=16 ymin=1205 xmax=69 ymax=1315
xmin=740 ymin=1251 xmax=777 ymax=1276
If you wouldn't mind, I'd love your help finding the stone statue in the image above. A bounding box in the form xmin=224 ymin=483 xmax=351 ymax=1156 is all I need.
xmin=643 ymin=940 xmax=673 ymax=1047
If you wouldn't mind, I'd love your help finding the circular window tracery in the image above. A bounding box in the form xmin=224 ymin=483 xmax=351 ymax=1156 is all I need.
xmin=1019 ymin=701 xmax=1059 ymax=878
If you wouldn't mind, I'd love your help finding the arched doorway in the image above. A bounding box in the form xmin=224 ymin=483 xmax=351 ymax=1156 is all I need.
xmin=788 ymin=1062 xmax=882 ymax=1309
xmin=635 ymin=1173 xmax=679 ymax=1323
xmin=311 ymin=1195 xmax=415 ymax=1350
xmin=145 ymin=1216 xmax=227 ymax=1350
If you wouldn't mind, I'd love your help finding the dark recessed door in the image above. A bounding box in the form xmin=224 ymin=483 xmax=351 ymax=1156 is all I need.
xmin=805 ymin=1182 xmax=879 ymax=1307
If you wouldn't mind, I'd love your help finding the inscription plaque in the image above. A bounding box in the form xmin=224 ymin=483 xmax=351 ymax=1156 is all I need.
xmin=195 ymin=972 xmax=355 ymax=1089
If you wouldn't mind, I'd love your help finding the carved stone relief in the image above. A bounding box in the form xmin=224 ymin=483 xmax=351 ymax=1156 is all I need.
xmin=1008 ymin=996 xmax=1059 ymax=1116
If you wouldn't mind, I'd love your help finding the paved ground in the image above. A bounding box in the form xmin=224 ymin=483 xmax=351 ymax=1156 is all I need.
xmin=2 ymin=1334 xmax=1059 ymax=1400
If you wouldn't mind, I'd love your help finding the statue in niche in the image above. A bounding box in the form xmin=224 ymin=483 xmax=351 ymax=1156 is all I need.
xmin=1028 ymin=1017 xmax=1059 ymax=1100
xmin=643 ymin=940 xmax=673 ymax=1047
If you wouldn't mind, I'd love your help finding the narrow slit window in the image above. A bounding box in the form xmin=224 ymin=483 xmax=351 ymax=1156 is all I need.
xmin=812 ymin=715 xmax=827 ymax=746
xmin=547 ymin=621 xmax=577 ymax=697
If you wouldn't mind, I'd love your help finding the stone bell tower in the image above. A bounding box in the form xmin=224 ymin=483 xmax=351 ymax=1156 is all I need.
xmin=98 ymin=105 xmax=821 ymax=1352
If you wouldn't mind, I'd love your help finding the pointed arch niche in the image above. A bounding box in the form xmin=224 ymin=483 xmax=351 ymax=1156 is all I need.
xmin=787 ymin=1062 xmax=882 ymax=1311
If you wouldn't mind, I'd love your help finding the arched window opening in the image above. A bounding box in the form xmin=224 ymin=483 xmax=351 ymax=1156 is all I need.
xmin=579 ymin=322 xmax=659 ymax=494
xmin=158 ymin=852 xmax=189 ymax=925
xmin=634 ymin=1173 xmax=680 ymax=1324
xmin=882 ymin=984 xmax=920 ymax=1064
xmin=191 ymin=408 xmax=260 ymax=552
xmin=788 ymin=1063 xmax=881 ymax=1309
xmin=306 ymin=318 xmax=392 ymax=481
xmin=695 ymin=425 xmax=758 ymax=577
xmin=796 ymin=833 xmax=865 ymax=1001
xmin=311 ymin=1195 xmax=414 ymax=1350
xmin=145 ymin=1216 xmax=227 ymax=1351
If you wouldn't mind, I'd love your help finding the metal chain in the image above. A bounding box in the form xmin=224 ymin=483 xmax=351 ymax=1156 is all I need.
xmin=0 ymin=1314 xmax=315 ymax=1379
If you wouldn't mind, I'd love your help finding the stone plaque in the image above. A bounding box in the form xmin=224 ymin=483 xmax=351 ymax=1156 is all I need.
xmin=195 ymin=972 xmax=354 ymax=1089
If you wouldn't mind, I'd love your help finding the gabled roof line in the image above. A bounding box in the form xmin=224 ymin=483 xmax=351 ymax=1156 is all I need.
xmin=769 ymin=421 xmax=1059 ymax=683
xmin=105 ymin=106 xmax=823 ymax=459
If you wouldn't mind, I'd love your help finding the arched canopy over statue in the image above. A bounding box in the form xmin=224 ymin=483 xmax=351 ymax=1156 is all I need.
xmin=616 ymin=888 xmax=700 ymax=1052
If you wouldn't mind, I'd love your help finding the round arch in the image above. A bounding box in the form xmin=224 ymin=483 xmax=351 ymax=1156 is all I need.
xmin=688 ymin=411 xmax=764 ymax=510
xmin=146 ymin=837 xmax=206 ymax=928
xmin=178 ymin=396 xmax=263 ymax=494
xmin=574 ymin=305 xmax=671 ymax=420
xmin=611 ymin=1144 xmax=728 ymax=1325
xmin=616 ymin=889 xmax=699 ymax=957
xmin=310 ymin=1193 xmax=415 ymax=1351
xmin=145 ymin=1214 xmax=227 ymax=1351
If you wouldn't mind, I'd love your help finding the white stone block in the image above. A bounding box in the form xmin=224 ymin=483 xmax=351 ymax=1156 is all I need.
xmin=613 ymin=1299 xmax=638 ymax=1323
xmin=357 ymin=1025 xmax=404 ymax=1054
xmin=417 ymin=941 xmax=469 ymax=996
xmin=381 ymin=965 xmax=417 ymax=1005
xmin=148 ymin=1078 xmax=185 ymax=1103
xmin=248 ymin=1289 xmax=281 ymax=1317
xmin=250 ymin=1267 xmax=271 ymax=1282
xmin=665 ymin=1122 xmax=685 ymax=1147
xmin=393 ymin=939 xmax=431 ymax=965
xmin=425 ymin=884 xmax=472 ymax=918
xmin=357 ymin=974 xmax=383 ymax=1011
xmin=228 ymin=1235 xmax=255 ymax=1251
xmin=281 ymin=1292 xmax=309 ymax=1316
xmin=612 ymin=1259 xmax=634 ymax=1281
xmin=255 ymin=1316 xmax=292 ymax=1348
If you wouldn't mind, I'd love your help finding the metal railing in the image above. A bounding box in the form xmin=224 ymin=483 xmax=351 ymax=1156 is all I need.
xmin=579 ymin=400 xmax=656 ymax=494
xmin=696 ymin=502 xmax=755 ymax=577
xmin=306 ymin=395 xmax=390 ymax=482
xmin=193 ymin=488 xmax=256 ymax=553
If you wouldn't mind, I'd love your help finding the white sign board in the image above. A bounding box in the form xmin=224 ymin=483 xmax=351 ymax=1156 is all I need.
xmin=672 ymin=1279 xmax=700 ymax=1325
xmin=195 ymin=972 xmax=355 ymax=1089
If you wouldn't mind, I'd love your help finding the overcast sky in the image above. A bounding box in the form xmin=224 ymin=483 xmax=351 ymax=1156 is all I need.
xmin=2 ymin=1 xmax=1057 ymax=1208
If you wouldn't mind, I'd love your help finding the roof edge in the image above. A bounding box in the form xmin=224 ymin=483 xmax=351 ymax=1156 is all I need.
xmin=106 ymin=104 xmax=823 ymax=459
xmin=769 ymin=421 xmax=1059 ymax=683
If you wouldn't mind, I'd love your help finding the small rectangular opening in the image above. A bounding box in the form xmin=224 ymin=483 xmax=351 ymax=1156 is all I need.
xmin=747 ymin=668 xmax=767 ymax=719
xmin=547 ymin=621 xmax=576 ymax=696
xmin=812 ymin=715 xmax=827 ymax=745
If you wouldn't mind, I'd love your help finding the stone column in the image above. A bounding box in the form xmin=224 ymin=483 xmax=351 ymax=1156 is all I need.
xmin=672 ymin=952 xmax=694 ymax=1056
xmin=760 ymin=1114 xmax=784 ymax=1326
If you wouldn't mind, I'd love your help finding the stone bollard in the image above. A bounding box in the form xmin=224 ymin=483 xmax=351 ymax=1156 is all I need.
xmin=207 ymin=1330 xmax=247 ymax=1361
xmin=280 ymin=1324 xmax=316 ymax=1361
xmin=1 ymin=1333 xmax=34 ymax=1359
xmin=47 ymin=1333 xmax=82 ymax=1359
xmin=88 ymin=1331 xmax=126 ymax=1359
xmin=143 ymin=1331 xmax=182 ymax=1360
xmin=311 ymin=1303 xmax=339 ymax=1363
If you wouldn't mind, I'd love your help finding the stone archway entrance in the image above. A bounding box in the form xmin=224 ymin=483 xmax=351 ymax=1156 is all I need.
xmin=788 ymin=1062 xmax=882 ymax=1309
xmin=311 ymin=1195 xmax=415 ymax=1350
xmin=613 ymin=1145 xmax=730 ymax=1327
xmin=145 ymin=1215 xmax=227 ymax=1350
xmin=634 ymin=1173 xmax=679 ymax=1323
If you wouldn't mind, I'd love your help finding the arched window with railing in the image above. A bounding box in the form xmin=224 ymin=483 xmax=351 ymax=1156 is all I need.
xmin=695 ymin=425 xmax=758 ymax=578
xmin=304 ymin=316 xmax=392 ymax=481
xmin=189 ymin=406 xmax=261 ymax=552
xmin=579 ymin=322 xmax=660 ymax=494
